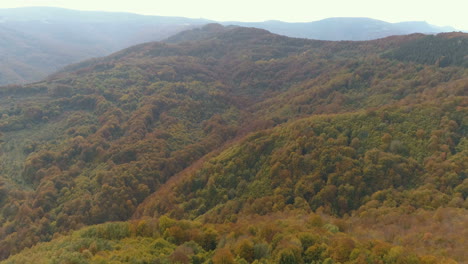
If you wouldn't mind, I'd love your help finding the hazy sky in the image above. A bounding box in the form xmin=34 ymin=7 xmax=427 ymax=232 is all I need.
xmin=1 ymin=0 xmax=467 ymax=30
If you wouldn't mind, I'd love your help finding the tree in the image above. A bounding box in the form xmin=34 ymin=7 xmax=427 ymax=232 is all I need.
xmin=212 ymin=248 xmax=235 ymax=264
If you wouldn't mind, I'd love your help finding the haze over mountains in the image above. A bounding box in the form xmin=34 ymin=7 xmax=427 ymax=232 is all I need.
xmin=222 ymin=17 xmax=456 ymax=41
xmin=0 ymin=7 xmax=459 ymax=85
xmin=0 ymin=7 xmax=209 ymax=85
xmin=0 ymin=23 xmax=466 ymax=263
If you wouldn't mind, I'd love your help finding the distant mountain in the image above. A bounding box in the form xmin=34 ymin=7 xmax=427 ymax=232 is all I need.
xmin=0 ymin=7 xmax=458 ymax=85
xmin=223 ymin=17 xmax=456 ymax=41
xmin=0 ymin=7 xmax=209 ymax=85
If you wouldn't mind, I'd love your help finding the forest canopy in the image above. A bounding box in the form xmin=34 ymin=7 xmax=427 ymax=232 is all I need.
xmin=0 ymin=25 xmax=466 ymax=263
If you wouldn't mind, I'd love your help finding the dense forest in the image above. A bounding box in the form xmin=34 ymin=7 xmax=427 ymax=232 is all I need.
xmin=0 ymin=24 xmax=466 ymax=263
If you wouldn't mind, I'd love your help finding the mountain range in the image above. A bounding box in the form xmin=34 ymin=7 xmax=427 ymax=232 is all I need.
xmin=0 ymin=7 xmax=459 ymax=85
xmin=0 ymin=24 xmax=466 ymax=263
xmin=222 ymin=17 xmax=455 ymax=41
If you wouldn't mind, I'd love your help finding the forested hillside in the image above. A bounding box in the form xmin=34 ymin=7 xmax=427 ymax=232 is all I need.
xmin=0 ymin=7 xmax=456 ymax=86
xmin=0 ymin=25 xmax=466 ymax=263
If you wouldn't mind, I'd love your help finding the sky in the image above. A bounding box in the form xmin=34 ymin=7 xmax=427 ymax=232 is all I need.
xmin=1 ymin=0 xmax=467 ymax=30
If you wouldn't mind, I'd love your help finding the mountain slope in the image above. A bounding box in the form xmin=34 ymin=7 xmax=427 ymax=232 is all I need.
xmin=0 ymin=7 xmax=457 ymax=85
xmin=6 ymin=209 xmax=465 ymax=264
xmin=136 ymin=101 xmax=467 ymax=218
xmin=0 ymin=25 xmax=466 ymax=262
xmin=0 ymin=7 xmax=210 ymax=85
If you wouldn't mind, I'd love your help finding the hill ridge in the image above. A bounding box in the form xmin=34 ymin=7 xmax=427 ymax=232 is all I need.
xmin=0 ymin=7 xmax=459 ymax=85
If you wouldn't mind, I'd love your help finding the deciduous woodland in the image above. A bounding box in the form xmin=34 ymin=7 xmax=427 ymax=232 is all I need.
xmin=0 ymin=24 xmax=466 ymax=263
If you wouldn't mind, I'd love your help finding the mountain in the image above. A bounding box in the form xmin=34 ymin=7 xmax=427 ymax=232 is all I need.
xmin=0 ymin=7 xmax=210 ymax=85
xmin=223 ymin=17 xmax=456 ymax=41
xmin=0 ymin=25 xmax=467 ymax=263
xmin=0 ymin=7 xmax=458 ymax=86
